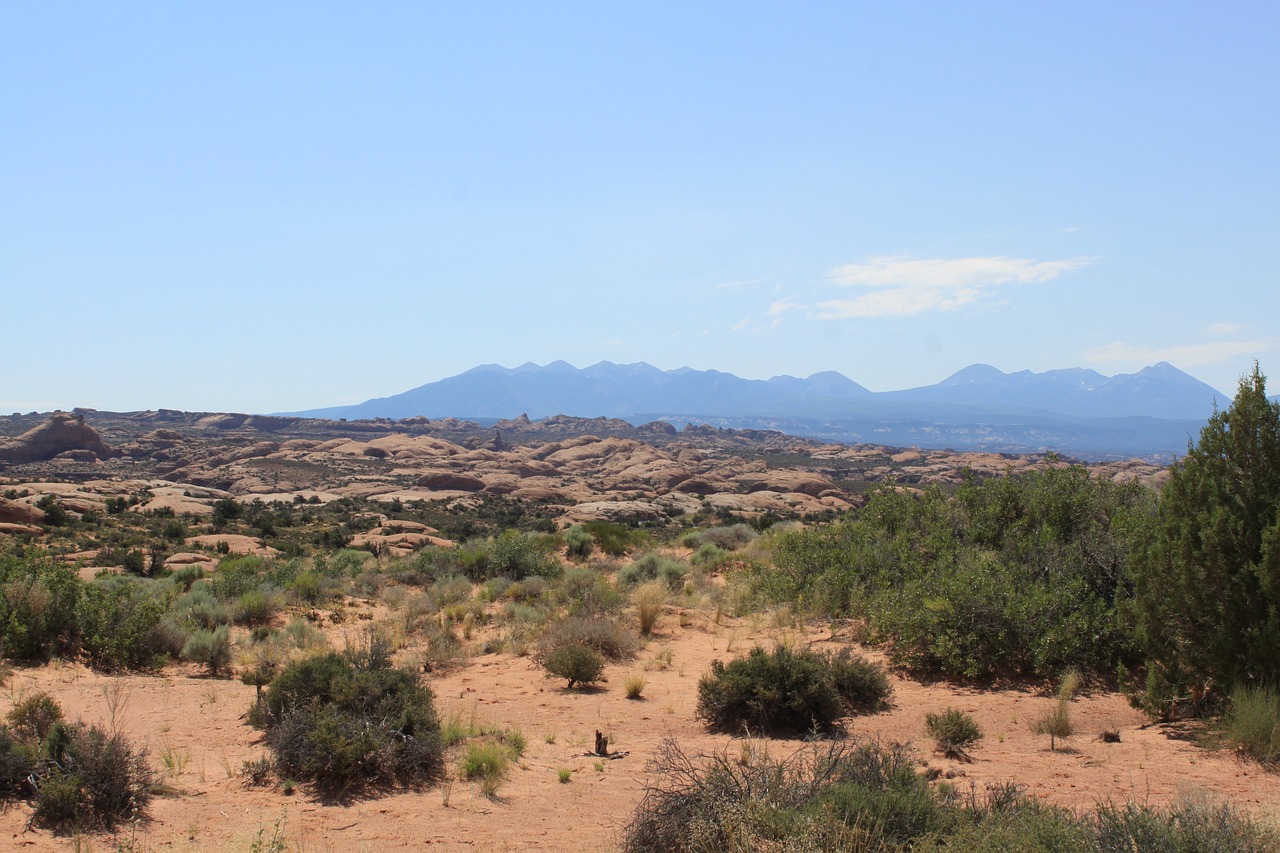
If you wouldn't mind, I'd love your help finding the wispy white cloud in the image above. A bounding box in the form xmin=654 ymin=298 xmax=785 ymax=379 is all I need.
xmin=767 ymin=300 xmax=800 ymax=317
xmin=716 ymin=278 xmax=764 ymax=290
xmin=1083 ymin=339 xmax=1276 ymax=367
xmin=817 ymin=255 xmax=1094 ymax=319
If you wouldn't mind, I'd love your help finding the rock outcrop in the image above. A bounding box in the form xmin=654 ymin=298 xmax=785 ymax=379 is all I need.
xmin=0 ymin=412 xmax=117 ymax=464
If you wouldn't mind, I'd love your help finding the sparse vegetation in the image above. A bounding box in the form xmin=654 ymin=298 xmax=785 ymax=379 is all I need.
xmin=925 ymin=707 xmax=983 ymax=759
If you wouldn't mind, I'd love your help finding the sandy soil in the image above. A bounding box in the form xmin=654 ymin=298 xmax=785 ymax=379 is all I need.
xmin=2 ymin=612 xmax=1277 ymax=852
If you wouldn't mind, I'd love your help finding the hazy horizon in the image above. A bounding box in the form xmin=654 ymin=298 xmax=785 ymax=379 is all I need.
xmin=4 ymin=3 xmax=1276 ymax=413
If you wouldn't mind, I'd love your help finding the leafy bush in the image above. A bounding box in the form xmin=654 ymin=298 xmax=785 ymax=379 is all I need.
xmin=183 ymin=625 xmax=231 ymax=676
xmin=7 ymin=692 xmax=63 ymax=742
xmin=697 ymin=645 xmax=890 ymax=735
xmin=77 ymin=579 xmax=171 ymax=670
xmin=618 ymin=552 xmax=686 ymax=590
xmin=581 ymin=520 xmax=648 ymax=557
xmin=1225 ymin=684 xmax=1280 ymax=766
xmin=252 ymin=651 xmax=443 ymax=798
xmin=0 ymin=551 xmax=82 ymax=661
xmin=543 ymin=644 xmax=605 ymax=689
xmin=562 ymin=526 xmax=595 ymax=561
xmin=539 ymin=616 xmax=637 ymax=661
xmin=925 ymin=708 xmax=983 ymax=759
xmin=25 ymin=721 xmax=156 ymax=830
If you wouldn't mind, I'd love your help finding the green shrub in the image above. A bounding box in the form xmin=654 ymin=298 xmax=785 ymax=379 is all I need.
xmin=539 ymin=616 xmax=637 ymax=661
xmin=233 ymin=588 xmax=280 ymax=626
xmin=0 ymin=726 xmax=37 ymax=796
xmin=623 ymin=738 xmax=1278 ymax=853
xmin=619 ymin=552 xmax=687 ymax=590
xmin=7 ymin=692 xmax=63 ymax=742
xmin=562 ymin=526 xmax=595 ymax=561
xmin=543 ymin=644 xmax=605 ymax=689
xmin=0 ymin=551 xmax=82 ymax=661
xmin=581 ymin=521 xmax=648 ymax=556
xmin=924 ymin=707 xmax=983 ymax=759
xmin=1032 ymin=669 xmax=1080 ymax=751
xmin=183 ymin=625 xmax=231 ymax=676
xmin=1225 ymin=684 xmax=1280 ymax=766
xmin=252 ymin=652 xmax=443 ymax=798
xmin=31 ymin=721 xmax=155 ymax=830
xmin=77 ymin=579 xmax=170 ymax=670
xmin=696 ymin=645 xmax=889 ymax=735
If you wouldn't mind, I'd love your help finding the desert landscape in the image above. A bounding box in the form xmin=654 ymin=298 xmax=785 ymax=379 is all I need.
xmin=1 ymin=407 xmax=1277 ymax=851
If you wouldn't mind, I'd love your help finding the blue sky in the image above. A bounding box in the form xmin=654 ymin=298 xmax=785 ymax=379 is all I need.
xmin=4 ymin=2 xmax=1277 ymax=413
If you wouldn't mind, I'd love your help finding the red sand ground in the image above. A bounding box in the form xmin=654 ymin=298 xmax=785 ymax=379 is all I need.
xmin=3 ymin=612 xmax=1278 ymax=851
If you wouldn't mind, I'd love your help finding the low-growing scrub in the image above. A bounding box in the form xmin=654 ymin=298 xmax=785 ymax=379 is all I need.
xmin=697 ymin=645 xmax=891 ymax=735
xmin=0 ymin=695 xmax=155 ymax=831
xmin=250 ymin=648 xmax=444 ymax=798
xmin=925 ymin=707 xmax=983 ymax=759
xmin=543 ymin=644 xmax=605 ymax=689
xmin=622 ymin=738 xmax=1277 ymax=853
xmin=1225 ymin=684 xmax=1280 ymax=766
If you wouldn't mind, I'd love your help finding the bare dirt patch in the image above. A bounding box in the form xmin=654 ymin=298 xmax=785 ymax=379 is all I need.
xmin=2 ymin=616 xmax=1277 ymax=851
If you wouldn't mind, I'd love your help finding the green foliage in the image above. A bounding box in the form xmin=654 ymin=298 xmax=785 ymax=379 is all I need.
xmin=9 ymin=720 xmax=157 ymax=831
xmin=7 ymin=692 xmax=63 ymax=742
xmin=1224 ymin=684 xmax=1280 ymax=766
xmin=460 ymin=739 xmax=513 ymax=796
xmin=618 ymin=552 xmax=687 ymax=590
xmin=696 ymin=645 xmax=891 ymax=735
xmin=924 ymin=708 xmax=983 ymax=759
xmin=733 ymin=469 xmax=1145 ymax=681
xmin=623 ymin=738 xmax=1277 ymax=853
xmin=1131 ymin=365 xmax=1280 ymax=711
xmin=35 ymin=494 xmax=69 ymax=527
xmin=539 ymin=616 xmax=637 ymax=661
xmin=0 ymin=550 xmax=82 ymax=661
xmin=1032 ymin=669 xmax=1080 ymax=751
xmin=562 ymin=526 xmax=595 ymax=560
xmin=252 ymin=651 xmax=443 ymax=798
xmin=581 ymin=520 xmax=649 ymax=556
xmin=543 ymin=644 xmax=605 ymax=688
xmin=77 ymin=579 xmax=171 ymax=670
xmin=183 ymin=625 xmax=232 ymax=676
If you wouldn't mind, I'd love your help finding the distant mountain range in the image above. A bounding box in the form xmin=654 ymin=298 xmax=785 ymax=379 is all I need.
xmin=284 ymin=361 xmax=1228 ymax=460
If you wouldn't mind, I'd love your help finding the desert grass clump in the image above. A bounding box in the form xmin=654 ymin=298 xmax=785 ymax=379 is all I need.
xmin=634 ymin=581 xmax=667 ymax=636
xmin=924 ymin=708 xmax=983 ymax=759
xmin=1224 ymin=684 xmax=1280 ymax=766
xmin=696 ymin=645 xmax=891 ymax=735
xmin=544 ymin=644 xmax=605 ymax=689
xmin=461 ymin=740 xmax=512 ymax=797
xmin=624 ymin=672 xmax=647 ymax=700
xmin=1032 ymin=669 xmax=1080 ymax=751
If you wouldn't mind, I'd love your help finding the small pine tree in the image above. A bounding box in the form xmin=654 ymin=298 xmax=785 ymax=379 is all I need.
xmin=1131 ymin=364 xmax=1280 ymax=712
